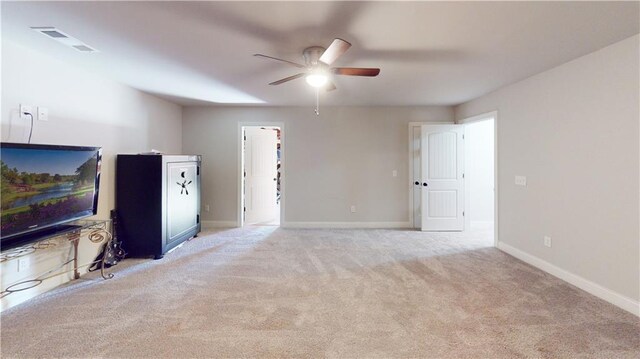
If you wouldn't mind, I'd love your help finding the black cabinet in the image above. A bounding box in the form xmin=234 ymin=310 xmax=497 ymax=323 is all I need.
xmin=116 ymin=154 xmax=201 ymax=259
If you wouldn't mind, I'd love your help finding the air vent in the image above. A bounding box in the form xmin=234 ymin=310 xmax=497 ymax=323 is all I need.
xmin=31 ymin=27 xmax=98 ymax=53
xmin=41 ymin=30 xmax=68 ymax=38
xmin=72 ymin=45 xmax=96 ymax=52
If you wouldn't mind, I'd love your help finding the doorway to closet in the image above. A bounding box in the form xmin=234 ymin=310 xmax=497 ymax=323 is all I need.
xmin=241 ymin=126 xmax=282 ymax=226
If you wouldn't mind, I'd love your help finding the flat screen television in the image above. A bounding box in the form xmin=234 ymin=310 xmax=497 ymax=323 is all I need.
xmin=1 ymin=143 xmax=102 ymax=248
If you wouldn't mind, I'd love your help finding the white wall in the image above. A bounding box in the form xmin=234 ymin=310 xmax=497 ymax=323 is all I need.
xmin=465 ymin=119 xmax=495 ymax=224
xmin=455 ymin=35 xmax=639 ymax=313
xmin=182 ymin=106 xmax=453 ymax=227
xmin=1 ymin=40 xmax=182 ymax=310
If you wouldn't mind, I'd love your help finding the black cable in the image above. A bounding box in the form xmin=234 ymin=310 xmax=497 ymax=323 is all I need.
xmin=24 ymin=112 xmax=34 ymax=144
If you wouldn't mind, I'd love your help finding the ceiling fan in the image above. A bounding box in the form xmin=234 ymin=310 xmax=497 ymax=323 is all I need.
xmin=254 ymin=38 xmax=380 ymax=92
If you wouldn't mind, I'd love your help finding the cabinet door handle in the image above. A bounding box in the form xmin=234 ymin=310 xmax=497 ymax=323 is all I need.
xmin=414 ymin=181 xmax=420 ymax=186
xmin=423 ymin=182 xmax=428 ymax=187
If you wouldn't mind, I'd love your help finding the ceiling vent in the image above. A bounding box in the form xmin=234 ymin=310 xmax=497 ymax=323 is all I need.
xmin=72 ymin=45 xmax=96 ymax=52
xmin=31 ymin=27 xmax=98 ymax=53
xmin=41 ymin=30 xmax=68 ymax=38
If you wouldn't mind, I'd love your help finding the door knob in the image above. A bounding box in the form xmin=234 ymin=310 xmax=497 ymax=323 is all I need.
xmin=423 ymin=182 xmax=428 ymax=187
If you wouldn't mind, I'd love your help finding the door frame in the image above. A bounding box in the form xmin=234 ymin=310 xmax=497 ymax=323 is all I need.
xmin=237 ymin=122 xmax=285 ymax=227
xmin=457 ymin=111 xmax=499 ymax=248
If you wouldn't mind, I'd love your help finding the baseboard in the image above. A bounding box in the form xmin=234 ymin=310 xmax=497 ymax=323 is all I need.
xmin=201 ymin=221 xmax=238 ymax=229
xmin=470 ymin=220 xmax=494 ymax=226
xmin=281 ymin=221 xmax=411 ymax=229
xmin=202 ymin=221 xmax=411 ymax=229
xmin=497 ymin=241 xmax=639 ymax=317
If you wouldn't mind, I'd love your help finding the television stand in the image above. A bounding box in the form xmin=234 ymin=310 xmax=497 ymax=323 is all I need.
xmin=2 ymin=224 xmax=84 ymax=251
xmin=0 ymin=219 xmax=114 ymax=297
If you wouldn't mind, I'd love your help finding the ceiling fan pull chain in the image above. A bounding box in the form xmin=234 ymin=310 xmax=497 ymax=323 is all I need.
xmin=315 ymin=87 xmax=320 ymax=116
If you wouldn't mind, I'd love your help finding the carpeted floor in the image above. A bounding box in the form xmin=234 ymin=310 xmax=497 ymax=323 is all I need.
xmin=1 ymin=226 xmax=638 ymax=358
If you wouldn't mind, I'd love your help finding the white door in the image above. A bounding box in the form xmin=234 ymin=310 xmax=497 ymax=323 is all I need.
xmin=412 ymin=125 xmax=422 ymax=229
xmin=244 ymin=127 xmax=278 ymax=225
xmin=421 ymin=125 xmax=465 ymax=231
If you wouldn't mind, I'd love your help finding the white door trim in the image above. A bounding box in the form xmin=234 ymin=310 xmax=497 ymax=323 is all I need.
xmin=238 ymin=121 xmax=286 ymax=228
xmin=456 ymin=110 xmax=499 ymax=247
xmin=408 ymin=121 xmax=454 ymax=229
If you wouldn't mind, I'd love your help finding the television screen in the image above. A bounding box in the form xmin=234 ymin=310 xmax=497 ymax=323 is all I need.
xmin=1 ymin=143 xmax=102 ymax=244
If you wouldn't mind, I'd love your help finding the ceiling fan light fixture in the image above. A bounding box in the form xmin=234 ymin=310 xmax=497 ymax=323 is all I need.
xmin=306 ymin=73 xmax=328 ymax=88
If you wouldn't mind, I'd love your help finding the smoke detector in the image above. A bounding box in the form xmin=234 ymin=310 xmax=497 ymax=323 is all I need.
xmin=31 ymin=27 xmax=98 ymax=53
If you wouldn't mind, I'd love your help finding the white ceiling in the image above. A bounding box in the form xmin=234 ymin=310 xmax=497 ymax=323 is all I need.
xmin=2 ymin=1 xmax=638 ymax=106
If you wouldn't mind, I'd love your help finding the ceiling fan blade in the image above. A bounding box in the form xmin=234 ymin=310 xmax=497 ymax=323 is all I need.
xmin=332 ymin=67 xmax=380 ymax=76
xmin=326 ymin=81 xmax=337 ymax=92
xmin=319 ymin=38 xmax=351 ymax=65
xmin=269 ymin=73 xmax=305 ymax=85
xmin=254 ymin=54 xmax=305 ymax=68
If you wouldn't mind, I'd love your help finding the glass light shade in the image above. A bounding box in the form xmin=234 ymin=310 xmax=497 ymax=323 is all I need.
xmin=306 ymin=74 xmax=328 ymax=88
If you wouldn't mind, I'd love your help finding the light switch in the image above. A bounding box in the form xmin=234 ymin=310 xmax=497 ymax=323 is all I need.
xmin=515 ymin=175 xmax=527 ymax=186
xmin=392 ymin=170 xmax=397 ymax=177
xmin=38 ymin=107 xmax=49 ymax=121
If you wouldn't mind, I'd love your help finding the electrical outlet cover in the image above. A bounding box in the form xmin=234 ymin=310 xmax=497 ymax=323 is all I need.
xmin=20 ymin=104 xmax=33 ymax=120
xmin=38 ymin=107 xmax=49 ymax=121
xmin=17 ymin=258 xmax=30 ymax=272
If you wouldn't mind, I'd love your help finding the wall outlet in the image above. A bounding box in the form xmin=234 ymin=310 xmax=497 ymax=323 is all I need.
xmin=17 ymin=258 xmax=30 ymax=272
xmin=38 ymin=107 xmax=49 ymax=121
xmin=20 ymin=104 xmax=33 ymax=120
xmin=515 ymin=175 xmax=527 ymax=186
xmin=392 ymin=170 xmax=397 ymax=177
xmin=350 ymin=205 xmax=356 ymax=213
xmin=204 ymin=204 xmax=210 ymax=212
xmin=544 ymin=236 xmax=552 ymax=248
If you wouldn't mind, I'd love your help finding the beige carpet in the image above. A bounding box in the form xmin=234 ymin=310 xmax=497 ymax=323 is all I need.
xmin=1 ymin=226 xmax=638 ymax=358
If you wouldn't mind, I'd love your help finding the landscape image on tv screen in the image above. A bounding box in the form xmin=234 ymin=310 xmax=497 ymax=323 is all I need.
xmin=1 ymin=146 xmax=100 ymax=239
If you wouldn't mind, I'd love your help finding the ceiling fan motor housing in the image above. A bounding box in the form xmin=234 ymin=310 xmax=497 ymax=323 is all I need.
xmin=303 ymin=46 xmax=326 ymax=66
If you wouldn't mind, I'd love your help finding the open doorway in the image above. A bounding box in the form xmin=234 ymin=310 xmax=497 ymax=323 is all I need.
xmin=408 ymin=113 xmax=496 ymax=246
xmin=241 ymin=126 xmax=281 ymax=226
xmin=464 ymin=114 xmax=495 ymax=245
